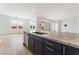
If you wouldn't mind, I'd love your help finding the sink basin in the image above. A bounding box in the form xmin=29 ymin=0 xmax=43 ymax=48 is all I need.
xmin=33 ymin=32 xmax=48 ymax=35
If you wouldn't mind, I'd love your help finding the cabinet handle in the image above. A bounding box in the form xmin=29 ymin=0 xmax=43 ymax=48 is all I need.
xmin=46 ymin=42 xmax=54 ymax=46
xmin=63 ymin=46 xmax=65 ymax=55
xmin=46 ymin=47 xmax=54 ymax=52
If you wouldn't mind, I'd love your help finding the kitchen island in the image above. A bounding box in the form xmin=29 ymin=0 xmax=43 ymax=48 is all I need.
xmin=24 ymin=32 xmax=79 ymax=55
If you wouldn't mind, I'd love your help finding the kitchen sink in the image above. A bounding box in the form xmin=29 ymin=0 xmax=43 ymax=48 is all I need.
xmin=33 ymin=32 xmax=48 ymax=35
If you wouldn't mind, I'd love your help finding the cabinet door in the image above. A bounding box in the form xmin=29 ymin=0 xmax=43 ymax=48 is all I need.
xmin=33 ymin=37 xmax=43 ymax=55
xmin=65 ymin=45 xmax=79 ymax=55
xmin=28 ymin=35 xmax=34 ymax=52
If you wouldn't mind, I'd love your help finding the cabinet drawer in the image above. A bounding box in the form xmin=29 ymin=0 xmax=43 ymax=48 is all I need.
xmin=44 ymin=46 xmax=62 ymax=55
xmin=44 ymin=39 xmax=62 ymax=51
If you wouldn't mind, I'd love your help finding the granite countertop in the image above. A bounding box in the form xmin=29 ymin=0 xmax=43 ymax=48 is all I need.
xmin=30 ymin=32 xmax=79 ymax=49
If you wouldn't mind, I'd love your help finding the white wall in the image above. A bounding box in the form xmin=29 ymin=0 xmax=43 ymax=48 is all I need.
xmin=61 ymin=18 xmax=77 ymax=33
xmin=73 ymin=19 xmax=79 ymax=34
xmin=0 ymin=15 xmax=10 ymax=34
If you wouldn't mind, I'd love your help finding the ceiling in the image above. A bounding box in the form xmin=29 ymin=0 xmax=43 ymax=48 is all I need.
xmin=0 ymin=3 xmax=79 ymax=20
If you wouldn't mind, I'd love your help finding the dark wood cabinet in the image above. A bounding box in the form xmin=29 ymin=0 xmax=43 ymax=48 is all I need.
xmin=28 ymin=34 xmax=43 ymax=55
xmin=28 ymin=34 xmax=63 ymax=55
xmin=65 ymin=45 xmax=79 ymax=55
xmin=33 ymin=36 xmax=43 ymax=55
xmin=27 ymin=33 xmax=79 ymax=55
xmin=28 ymin=34 xmax=34 ymax=53
xmin=43 ymin=39 xmax=63 ymax=55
